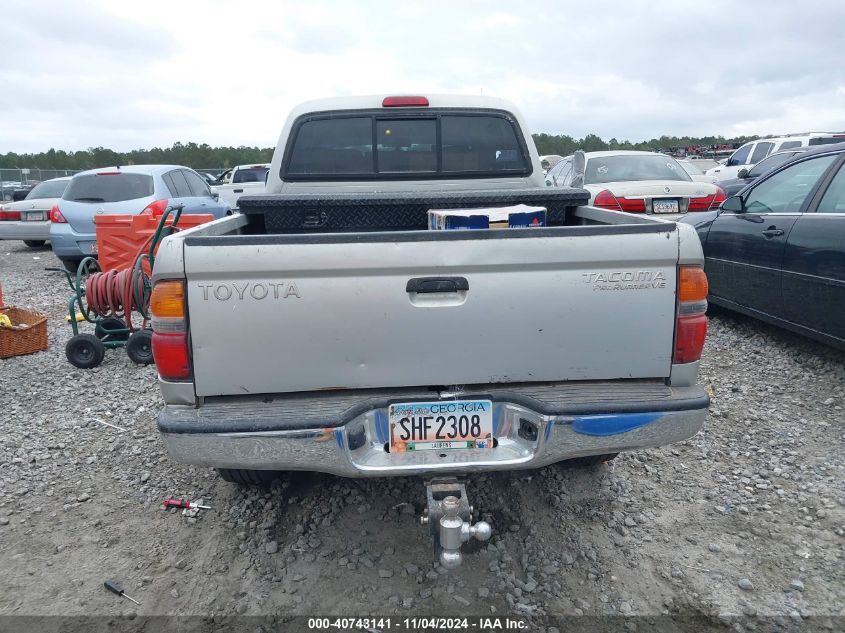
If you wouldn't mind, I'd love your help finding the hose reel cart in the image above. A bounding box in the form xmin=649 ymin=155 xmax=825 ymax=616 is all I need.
xmin=53 ymin=205 xmax=201 ymax=369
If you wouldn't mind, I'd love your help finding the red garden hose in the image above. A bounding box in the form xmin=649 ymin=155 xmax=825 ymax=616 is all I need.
xmin=84 ymin=232 xmax=156 ymax=331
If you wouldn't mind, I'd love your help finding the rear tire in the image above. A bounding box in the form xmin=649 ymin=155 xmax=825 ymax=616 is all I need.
xmin=61 ymin=258 xmax=82 ymax=273
xmin=24 ymin=240 xmax=46 ymax=248
xmin=216 ymin=468 xmax=284 ymax=486
xmin=564 ymin=453 xmax=619 ymax=468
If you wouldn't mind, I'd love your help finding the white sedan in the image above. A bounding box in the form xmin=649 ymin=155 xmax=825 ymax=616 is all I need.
xmin=545 ymin=151 xmax=725 ymax=220
xmin=0 ymin=176 xmax=71 ymax=247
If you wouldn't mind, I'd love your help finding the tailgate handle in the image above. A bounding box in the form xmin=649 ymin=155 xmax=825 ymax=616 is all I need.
xmin=406 ymin=277 xmax=469 ymax=294
xmin=233 ymin=188 xmax=244 ymax=194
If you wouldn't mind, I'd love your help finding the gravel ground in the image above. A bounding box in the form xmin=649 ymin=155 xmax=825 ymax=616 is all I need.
xmin=1 ymin=241 xmax=843 ymax=631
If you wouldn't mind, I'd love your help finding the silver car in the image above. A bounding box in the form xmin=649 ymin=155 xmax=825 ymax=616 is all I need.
xmin=0 ymin=177 xmax=71 ymax=247
xmin=49 ymin=165 xmax=231 ymax=270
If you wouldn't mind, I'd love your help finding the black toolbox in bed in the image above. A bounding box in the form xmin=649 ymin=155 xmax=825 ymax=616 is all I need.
xmin=237 ymin=188 xmax=591 ymax=234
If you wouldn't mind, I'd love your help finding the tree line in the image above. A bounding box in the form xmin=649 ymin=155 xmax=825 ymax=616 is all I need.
xmin=0 ymin=142 xmax=272 ymax=171
xmin=532 ymin=133 xmax=755 ymax=156
xmin=0 ymin=135 xmax=758 ymax=171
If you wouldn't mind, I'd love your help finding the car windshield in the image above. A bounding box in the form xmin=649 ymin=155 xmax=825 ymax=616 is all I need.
xmin=748 ymin=152 xmax=799 ymax=177
xmin=232 ymin=167 xmax=269 ymax=183
xmin=24 ymin=179 xmax=69 ymax=200
xmin=584 ymin=155 xmax=692 ymax=184
xmin=63 ymin=173 xmax=154 ymax=203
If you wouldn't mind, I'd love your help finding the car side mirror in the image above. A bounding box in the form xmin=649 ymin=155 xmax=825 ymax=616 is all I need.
xmin=737 ymin=168 xmax=749 ymax=179
xmin=720 ymin=195 xmax=744 ymax=213
xmin=211 ymin=191 xmax=220 ymax=201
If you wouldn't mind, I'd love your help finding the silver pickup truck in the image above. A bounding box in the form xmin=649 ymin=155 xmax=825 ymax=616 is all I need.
xmin=150 ymin=95 xmax=710 ymax=566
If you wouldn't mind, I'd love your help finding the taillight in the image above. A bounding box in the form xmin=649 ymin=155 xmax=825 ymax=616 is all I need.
xmin=688 ymin=194 xmax=714 ymax=211
xmin=0 ymin=209 xmax=21 ymax=221
xmin=49 ymin=205 xmax=67 ymax=223
xmin=616 ymin=196 xmax=646 ymax=213
xmin=152 ymin=333 xmax=191 ymax=380
xmin=710 ymin=188 xmax=726 ymax=210
xmin=688 ymin=188 xmax=726 ymax=212
xmin=150 ymin=280 xmax=191 ymax=380
xmin=674 ymin=266 xmax=708 ymax=363
xmin=593 ymin=190 xmax=621 ymax=210
xmin=141 ymin=199 xmax=169 ymax=216
xmin=593 ymin=190 xmax=645 ymax=212
xmin=382 ymin=96 xmax=429 ymax=107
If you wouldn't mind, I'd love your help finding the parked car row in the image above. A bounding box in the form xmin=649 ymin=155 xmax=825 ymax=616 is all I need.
xmin=0 ymin=164 xmax=232 ymax=270
xmin=706 ymin=132 xmax=845 ymax=182
xmin=682 ymin=142 xmax=845 ymax=349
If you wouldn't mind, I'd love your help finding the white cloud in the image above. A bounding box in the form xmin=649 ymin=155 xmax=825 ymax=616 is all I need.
xmin=0 ymin=0 xmax=843 ymax=152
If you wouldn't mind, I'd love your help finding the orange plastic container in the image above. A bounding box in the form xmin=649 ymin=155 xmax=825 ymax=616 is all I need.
xmin=94 ymin=213 xmax=214 ymax=272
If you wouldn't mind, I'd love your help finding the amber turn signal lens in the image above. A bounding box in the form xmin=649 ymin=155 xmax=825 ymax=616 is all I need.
xmin=150 ymin=280 xmax=185 ymax=319
xmin=679 ymin=266 xmax=708 ymax=303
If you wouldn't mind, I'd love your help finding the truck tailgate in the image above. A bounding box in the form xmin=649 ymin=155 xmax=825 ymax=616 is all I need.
xmin=184 ymin=226 xmax=678 ymax=397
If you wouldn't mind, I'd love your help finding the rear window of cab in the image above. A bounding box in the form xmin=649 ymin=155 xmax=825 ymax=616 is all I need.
xmin=283 ymin=111 xmax=531 ymax=180
xmin=63 ymin=173 xmax=154 ymax=203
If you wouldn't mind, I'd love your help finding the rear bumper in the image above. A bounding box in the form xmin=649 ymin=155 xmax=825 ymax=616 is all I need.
xmin=0 ymin=220 xmax=50 ymax=241
xmin=49 ymin=224 xmax=95 ymax=259
xmin=158 ymin=381 xmax=709 ymax=478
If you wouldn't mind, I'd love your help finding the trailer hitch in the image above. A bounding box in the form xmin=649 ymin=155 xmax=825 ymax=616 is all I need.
xmin=421 ymin=478 xmax=491 ymax=569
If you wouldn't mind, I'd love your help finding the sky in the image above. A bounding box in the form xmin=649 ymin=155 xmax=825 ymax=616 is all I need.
xmin=1 ymin=0 xmax=843 ymax=153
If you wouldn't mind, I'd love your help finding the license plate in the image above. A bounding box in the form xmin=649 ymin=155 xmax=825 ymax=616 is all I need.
xmin=389 ymin=400 xmax=493 ymax=452
xmin=653 ymin=199 xmax=680 ymax=214
xmin=26 ymin=212 xmax=44 ymax=221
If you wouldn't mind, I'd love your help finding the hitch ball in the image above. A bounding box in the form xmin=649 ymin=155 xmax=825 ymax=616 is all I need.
xmin=438 ymin=495 xmax=492 ymax=569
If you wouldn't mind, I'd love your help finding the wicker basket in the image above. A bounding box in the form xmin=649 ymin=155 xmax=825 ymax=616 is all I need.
xmin=0 ymin=306 xmax=48 ymax=359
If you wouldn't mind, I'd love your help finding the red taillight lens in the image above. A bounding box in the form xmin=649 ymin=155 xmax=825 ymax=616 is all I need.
xmin=709 ymin=188 xmax=726 ymax=210
xmin=49 ymin=205 xmax=67 ymax=223
xmin=0 ymin=209 xmax=21 ymax=221
xmin=382 ymin=96 xmax=429 ymax=107
xmin=593 ymin=189 xmax=621 ymax=210
xmin=674 ymin=265 xmax=708 ymax=364
xmin=152 ymin=332 xmax=192 ymax=380
xmin=688 ymin=194 xmax=714 ymax=211
xmin=616 ymin=196 xmax=646 ymax=213
xmin=674 ymin=315 xmax=708 ymax=363
xmin=141 ymin=199 xmax=169 ymax=216
xmin=688 ymin=188 xmax=726 ymax=212
xmin=593 ymin=190 xmax=645 ymax=212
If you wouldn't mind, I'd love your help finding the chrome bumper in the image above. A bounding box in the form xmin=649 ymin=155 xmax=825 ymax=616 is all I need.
xmin=158 ymin=383 xmax=708 ymax=478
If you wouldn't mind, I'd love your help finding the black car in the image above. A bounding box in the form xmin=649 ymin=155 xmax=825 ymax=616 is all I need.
xmin=718 ymin=148 xmax=810 ymax=197
xmin=682 ymin=142 xmax=845 ymax=350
